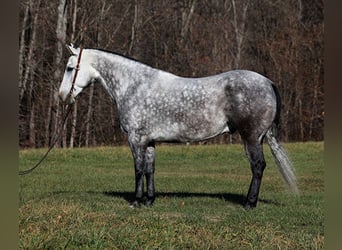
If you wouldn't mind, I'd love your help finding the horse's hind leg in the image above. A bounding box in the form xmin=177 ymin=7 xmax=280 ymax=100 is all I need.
xmin=145 ymin=142 xmax=155 ymax=206
xmin=244 ymin=139 xmax=266 ymax=209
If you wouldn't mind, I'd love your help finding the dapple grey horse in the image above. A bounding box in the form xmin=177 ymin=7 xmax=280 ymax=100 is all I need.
xmin=59 ymin=44 xmax=298 ymax=209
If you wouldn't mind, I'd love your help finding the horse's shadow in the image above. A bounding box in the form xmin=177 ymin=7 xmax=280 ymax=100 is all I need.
xmin=48 ymin=190 xmax=279 ymax=207
xmin=102 ymin=191 xmax=279 ymax=207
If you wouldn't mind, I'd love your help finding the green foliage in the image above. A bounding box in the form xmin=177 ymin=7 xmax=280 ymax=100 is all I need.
xmin=19 ymin=142 xmax=323 ymax=249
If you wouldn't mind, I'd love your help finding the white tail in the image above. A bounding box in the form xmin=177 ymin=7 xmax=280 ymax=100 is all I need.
xmin=266 ymin=130 xmax=299 ymax=194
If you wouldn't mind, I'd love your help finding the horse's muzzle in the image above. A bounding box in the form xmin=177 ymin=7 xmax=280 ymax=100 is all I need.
xmin=58 ymin=89 xmax=75 ymax=104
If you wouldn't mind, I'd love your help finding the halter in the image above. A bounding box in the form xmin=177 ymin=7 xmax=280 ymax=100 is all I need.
xmin=69 ymin=47 xmax=83 ymax=98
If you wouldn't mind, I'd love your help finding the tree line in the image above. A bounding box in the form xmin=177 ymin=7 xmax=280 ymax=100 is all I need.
xmin=19 ymin=0 xmax=324 ymax=148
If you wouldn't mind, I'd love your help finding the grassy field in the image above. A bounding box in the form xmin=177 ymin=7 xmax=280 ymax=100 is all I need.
xmin=19 ymin=142 xmax=324 ymax=249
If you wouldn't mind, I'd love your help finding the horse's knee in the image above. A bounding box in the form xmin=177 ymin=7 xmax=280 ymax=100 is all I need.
xmin=135 ymin=167 xmax=144 ymax=177
xmin=145 ymin=146 xmax=155 ymax=164
xmin=145 ymin=145 xmax=155 ymax=176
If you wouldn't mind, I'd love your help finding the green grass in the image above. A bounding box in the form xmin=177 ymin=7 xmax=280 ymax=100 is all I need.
xmin=19 ymin=142 xmax=324 ymax=249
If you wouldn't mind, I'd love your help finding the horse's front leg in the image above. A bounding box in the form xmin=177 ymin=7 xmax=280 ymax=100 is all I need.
xmin=128 ymin=138 xmax=147 ymax=208
xmin=145 ymin=142 xmax=155 ymax=206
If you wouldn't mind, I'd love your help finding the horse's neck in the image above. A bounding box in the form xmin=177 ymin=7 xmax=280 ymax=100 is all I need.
xmin=92 ymin=50 xmax=155 ymax=105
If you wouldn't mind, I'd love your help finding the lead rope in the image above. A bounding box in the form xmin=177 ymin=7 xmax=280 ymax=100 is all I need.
xmin=19 ymin=104 xmax=73 ymax=175
xmin=19 ymin=48 xmax=83 ymax=176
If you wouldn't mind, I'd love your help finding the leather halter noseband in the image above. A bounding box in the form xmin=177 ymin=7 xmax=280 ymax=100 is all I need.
xmin=69 ymin=47 xmax=83 ymax=98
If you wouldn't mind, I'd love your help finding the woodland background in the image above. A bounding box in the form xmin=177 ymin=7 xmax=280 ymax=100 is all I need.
xmin=19 ymin=0 xmax=324 ymax=148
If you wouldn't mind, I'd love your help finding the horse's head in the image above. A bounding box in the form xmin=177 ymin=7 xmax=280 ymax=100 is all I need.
xmin=59 ymin=44 xmax=99 ymax=104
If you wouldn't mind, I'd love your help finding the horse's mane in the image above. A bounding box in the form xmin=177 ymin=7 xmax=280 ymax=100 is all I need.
xmin=90 ymin=48 xmax=151 ymax=66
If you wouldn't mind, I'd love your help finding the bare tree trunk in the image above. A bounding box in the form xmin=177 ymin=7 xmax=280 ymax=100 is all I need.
xmin=69 ymin=0 xmax=78 ymax=148
xmin=69 ymin=104 xmax=77 ymax=148
xmin=28 ymin=50 xmax=38 ymax=148
xmin=52 ymin=0 xmax=68 ymax=147
xmin=128 ymin=0 xmax=140 ymax=56
xmin=23 ymin=0 xmax=40 ymax=147
xmin=129 ymin=0 xmax=146 ymax=58
xmin=309 ymin=81 xmax=321 ymax=139
xmin=180 ymin=0 xmax=196 ymax=46
xmin=20 ymin=1 xmax=41 ymax=104
xmin=231 ymin=0 xmax=249 ymax=68
xmin=45 ymin=85 xmax=53 ymax=146
xmin=85 ymin=84 xmax=94 ymax=147
xmin=29 ymin=102 xmax=36 ymax=146
xmin=19 ymin=2 xmax=29 ymax=102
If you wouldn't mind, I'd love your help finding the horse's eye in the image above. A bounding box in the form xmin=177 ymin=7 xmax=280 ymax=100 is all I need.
xmin=66 ymin=66 xmax=74 ymax=72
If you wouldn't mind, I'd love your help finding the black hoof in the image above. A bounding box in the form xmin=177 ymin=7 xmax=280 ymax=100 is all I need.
xmin=130 ymin=197 xmax=155 ymax=208
xmin=145 ymin=197 xmax=155 ymax=207
xmin=244 ymin=202 xmax=256 ymax=210
xmin=130 ymin=200 xmax=142 ymax=208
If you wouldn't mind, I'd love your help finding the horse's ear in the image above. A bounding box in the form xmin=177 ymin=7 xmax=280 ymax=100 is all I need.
xmin=66 ymin=43 xmax=79 ymax=55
